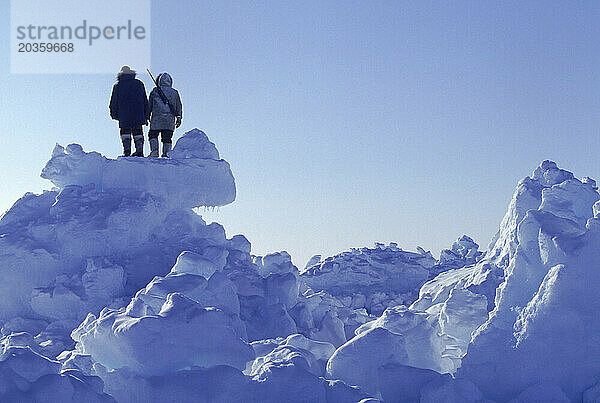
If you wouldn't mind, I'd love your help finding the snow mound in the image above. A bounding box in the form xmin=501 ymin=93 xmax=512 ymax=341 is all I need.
xmin=419 ymin=376 xmax=488 ymax=403
xmin=250 ymin=333 xmax=336 ymax=378
xmin=64 ymin=247 xmax=373 ymax=402
xmin=95 ymin=365 xmax=252 ymax=403
xmin=326 ymin=305 xmax=449 ymax=396
xmin=0 ymin=185 xmax=234 ymax=347
xmin=438 ymin=235 xmax=483 ymax=268
xmin=403 ymin=161 xmax=596 ymax=374
xmin=247 ymin=334 xmax=369 ymax=403
xmin=319 ymin=160 xmax=600 ymax=402
xmin=0 ymin=131 xmax=241 ymax=364
xmin=67 ymin=245 xmax=256 ymax=377
xmin=300 ymin=242 xmax=436 ymax=298
xmin=300 ymin=241 xmax=475 ymax=317
xmin=71 ymin=293 xmax=253 ymax=376
xmin=41 ymin=129 xmax=235 ymax=209
xmin=0 ymin=333 xmax=113 ymax=402
xmin=456 ymin=160 xmax=600 ymax=401
xmin=294 ymin=238 xmax=481 ymax=355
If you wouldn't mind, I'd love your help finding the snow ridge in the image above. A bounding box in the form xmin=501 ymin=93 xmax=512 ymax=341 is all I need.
xmin=41 ymin=128 xmax=236 ymax=209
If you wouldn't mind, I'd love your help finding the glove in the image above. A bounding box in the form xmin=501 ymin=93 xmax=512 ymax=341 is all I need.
xmin=175 ymin=116 xmax=182 ymax=128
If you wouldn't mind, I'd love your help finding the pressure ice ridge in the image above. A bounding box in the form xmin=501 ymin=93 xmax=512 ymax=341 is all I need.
xmin=326 ymin=160 xmax=600 ymax=401
xmin=300 ymin=239 xmax=481 ymax=316
xmin=61 ymin=242 xmax=372 ymax=402
xmin=455 ymin=161 xmax=600 ymax=401
xmin=0 ymin=332 xmax=115 ymax=401
xmin=395 ymin=160 xmax=600 ymax=401
xmin=0 ymin=129 xmax=239 ymax=362
xmin=41 ymin=129 xmax=236 ymax=209
xmin=3 ymin=153 xmax=600 ymax=402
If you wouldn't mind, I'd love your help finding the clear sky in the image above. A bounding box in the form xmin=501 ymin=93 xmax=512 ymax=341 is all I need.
xmin=1 ymin=1 xmax=600 ymax=268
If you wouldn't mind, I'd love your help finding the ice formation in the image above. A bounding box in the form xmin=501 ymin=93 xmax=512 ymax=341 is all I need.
xmin=457 ymin=161 xmax=600 ymax=401
xmin=41 ymin=128 xmax=235 ymax=209
xmin=0 ymin=130 xmax=238 ymax=361
xmin=300 ymin=238 xmax=480 ymax=317
xmin=311 ymin=160 xmax=600 ymax=401
xmin=0 ymin=127 xmax=598 ymax=403
xmin=0 ymin=332 xmax=114 ymax=401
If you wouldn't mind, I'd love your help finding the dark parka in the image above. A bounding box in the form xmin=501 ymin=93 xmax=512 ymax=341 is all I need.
xmin=109 ymin=73 xmax=150 ymax=128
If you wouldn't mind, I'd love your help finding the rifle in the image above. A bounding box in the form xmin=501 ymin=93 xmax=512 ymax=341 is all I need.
xmin=147 ymin=68 xmax=179 ymax=117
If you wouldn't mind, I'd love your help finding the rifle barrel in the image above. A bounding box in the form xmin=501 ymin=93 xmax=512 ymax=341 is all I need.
xmin=146 ymin=68 xmax=178 ymax=117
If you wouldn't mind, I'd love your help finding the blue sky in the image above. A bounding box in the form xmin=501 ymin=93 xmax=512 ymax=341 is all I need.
xmin=1 ymin=1 xmax=600 ymax=267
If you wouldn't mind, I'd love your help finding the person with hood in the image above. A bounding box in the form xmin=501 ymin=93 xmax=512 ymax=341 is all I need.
xmin=148 ymin=72 xmax=183 ymax=158
xmin=109 ymin=66 xmax=150 ymax=157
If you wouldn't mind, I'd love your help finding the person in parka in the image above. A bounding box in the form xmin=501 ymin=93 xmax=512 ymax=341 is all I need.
xmin=148 ymin=72 xmax=183 ymax=157
xmin=109 ymin=66 xmax=150 ymax=157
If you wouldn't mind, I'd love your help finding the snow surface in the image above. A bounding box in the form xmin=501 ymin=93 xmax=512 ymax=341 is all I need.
xmin=0 ymin=332 xmax=114 ymax=401
xmin=41 ymin=129 xmax=235 ymax=209
xmin=0 ymin=132 xmax=597 ymax=403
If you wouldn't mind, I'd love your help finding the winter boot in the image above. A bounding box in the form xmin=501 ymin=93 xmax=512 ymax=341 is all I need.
xmin=149 ymin=138 xmax=159 ymax=158
xmin=132 ymin=135 xmax=144 ymax=157
xmin=162 ymin=142 xmax=172 ymax=158
xmin=120 ymin=134 xmax=131 ymax=157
